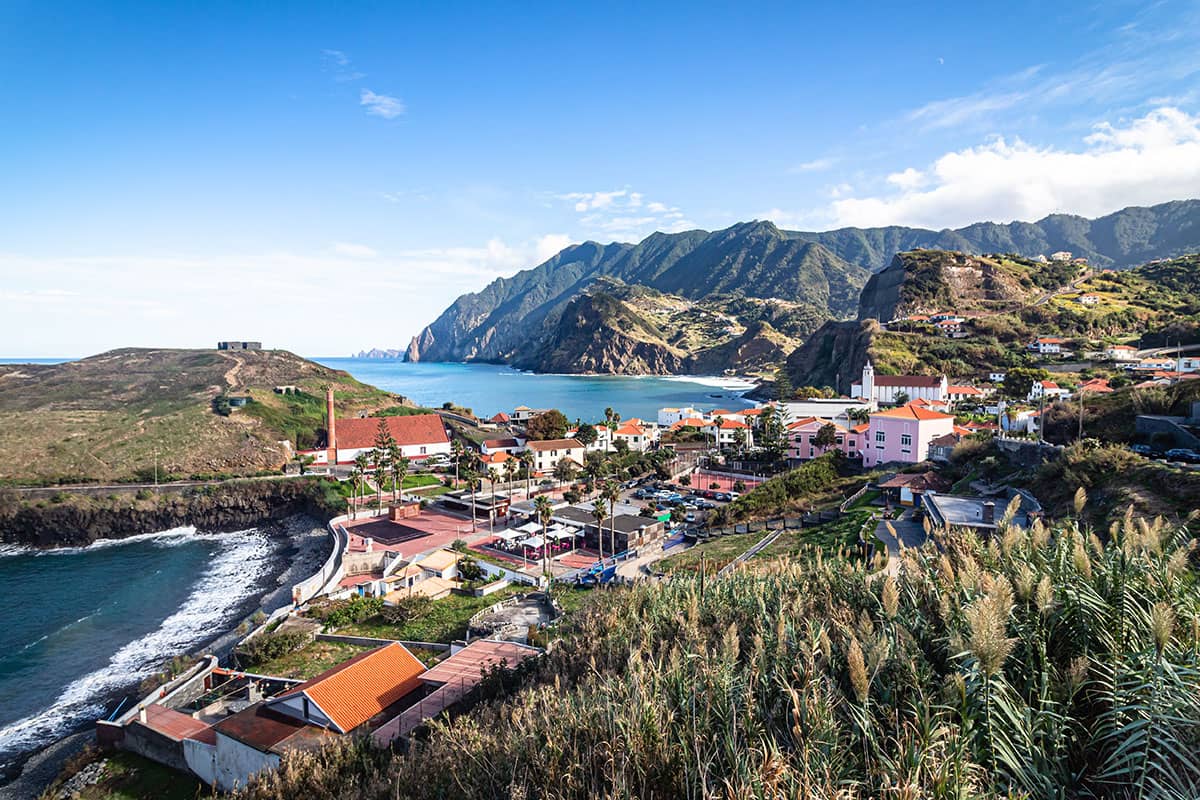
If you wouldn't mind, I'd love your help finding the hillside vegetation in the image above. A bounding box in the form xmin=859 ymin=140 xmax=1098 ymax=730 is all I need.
xmin=0 ymin=348 xmax=395 ymax=484
xmin=407 ymin=220 xmax=870 ymax=372
xmin=406 ymin=200 xmax=1200 ymax=376
xmin=788 ymin=252 xmax=1200 ymax=388
xmin=237 ymin=507 xmax=1200 ymax=799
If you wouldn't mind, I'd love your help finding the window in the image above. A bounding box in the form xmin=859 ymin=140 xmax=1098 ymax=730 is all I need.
xmin=900 ymin=433 xmax=912 ymax=454
xmin=419 ymin=446 xmax=427 ymax=455
xmin=875 ymin=431 xmax=886 ymax=443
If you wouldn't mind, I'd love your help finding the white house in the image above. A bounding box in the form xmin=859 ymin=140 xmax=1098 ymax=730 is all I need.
xmin=613 ymin=420 xmax=652 ymax=452
xmin=303 ymin=412 xmax=451 ymax=466
xmin=525 ymin=438 xmax=586 ymax=475
xmin=1105 ymin=344 xmax=1139 ymax=361
xmin=781 ymin=398 xmax=874 ymax=422
xmin=1028 ymin=380 xmax=1069 ymax=402
xmin=481 ymin=437 xmax=525 ymax=455
xmin=703 ymin=417 xmax=754 ymax=448
xmin=1180 ymin=357 xmax=1200 ymax=373
xmin=1078 ymin=294 xmax=1101 ymax=306
xmin=1050 ymin=251 xmax=1073 ymax=262
xmin=1029 ymin=337 xmax=1068 ymax=355
xmin=657 ymin=407 xmax=705 ymax=427
xmin=851 ymin=362 xmax=949 ymax=406
xmin=988 ymin=372 xmax=1007 ymax=384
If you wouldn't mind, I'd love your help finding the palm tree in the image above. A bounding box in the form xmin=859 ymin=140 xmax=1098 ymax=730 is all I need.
xmin=461 ymin=464 xmax=479 ymax=531
xmin=347 ymin=461 xmax=364 ymax=520
xmin=533 ymin=494 xmax=554 ymax=581
xmin=504 ymin=457 xmax=517 ymax=498
xmin=371 ymin=448 xmax=388 ymax=512
xmin=602 ymin=478 xmax=621 ymax=557
xmin=591 ymin=498 xmax=607 ymax=563
xmin=389 ymin=448 xmax=408 ymax=502
xmin=450 ymin=439 xmax=464 ymax=486
xmin=353 ymin=452 xmax=371 ymax=516
xmin=520 ymin=449 xmax=535 ymax=499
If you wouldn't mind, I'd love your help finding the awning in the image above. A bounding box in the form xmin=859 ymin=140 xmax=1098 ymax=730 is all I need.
xmin=492 ymin=530 xmax=524 ymax=542
xmin=520 ymin=535 xmax=545 ymax=549
xmin=516 ymin=521 xmax=542 ymax=534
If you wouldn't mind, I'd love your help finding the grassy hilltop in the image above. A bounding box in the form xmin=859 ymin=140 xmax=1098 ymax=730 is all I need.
xmin=0 ymin=348 xmax=396 ymax=485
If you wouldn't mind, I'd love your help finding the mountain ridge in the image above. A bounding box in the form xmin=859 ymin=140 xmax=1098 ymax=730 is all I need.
xmin=405 ymin=199 xmax=1200 ymax=374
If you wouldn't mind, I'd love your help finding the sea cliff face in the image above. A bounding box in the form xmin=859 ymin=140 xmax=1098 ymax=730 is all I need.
xmin=0 ymin=479 xmax=341 ymax=548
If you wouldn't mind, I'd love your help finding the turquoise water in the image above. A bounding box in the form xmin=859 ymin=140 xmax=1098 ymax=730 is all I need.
xmin=313 ymin=359 xmax=758 ymax=421
xmin=0 ymin=529 xmax=274 ymax=777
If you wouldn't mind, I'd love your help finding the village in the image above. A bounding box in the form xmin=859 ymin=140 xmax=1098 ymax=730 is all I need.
xmin=84 ymin=314 xmax=1200 ymax=793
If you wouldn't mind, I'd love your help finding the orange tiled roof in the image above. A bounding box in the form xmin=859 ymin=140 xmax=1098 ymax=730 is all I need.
xmin=948 ymin=385 xmax=983 ymax=395
xmin=526 ymin=438 xmax=584 ymax=451
xmin=615 ymin=422 xmax=644 ymax=436
xmin=335 ymin=414 xmax=448 ymax=451
xmin=873 ymin=405 xmax=954 ymax=421
xmin=740 ymin=407 xmax=765 ymax=416
xmin=671 ymin=417 xmax=709 ymax=430
xmin=480 ymin=451 xmax=514 ymax=464
xmin=711 ymin=418 xmax=750 ymax=429
xmin=275 ymin=643 xmax=426 ymax=734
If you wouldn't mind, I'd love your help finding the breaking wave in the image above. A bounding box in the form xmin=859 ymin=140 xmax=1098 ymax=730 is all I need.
xmin=0 ymin=528 xmax=274 ymax=772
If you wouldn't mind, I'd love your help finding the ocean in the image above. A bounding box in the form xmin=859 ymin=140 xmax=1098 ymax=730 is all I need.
xmin=313 ymin=359 xmax=759 ymax=422
xmin=0 ymin=529 xmax=277 ymax=779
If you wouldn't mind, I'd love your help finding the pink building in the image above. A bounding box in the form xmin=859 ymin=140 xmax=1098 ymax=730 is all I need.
xmin=786 ymin=417 xmax=863 ymax=461
xmin=861 ymin=405 xmax=956 ymax=468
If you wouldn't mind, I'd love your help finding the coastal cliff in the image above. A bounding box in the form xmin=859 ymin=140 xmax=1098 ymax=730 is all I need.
xmin=0 ymin=478 xmax=343 ymax=548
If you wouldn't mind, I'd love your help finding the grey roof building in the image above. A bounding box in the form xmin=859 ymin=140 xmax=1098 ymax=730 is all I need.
xmin=923 ymin=489 xmax=1042 ymax=533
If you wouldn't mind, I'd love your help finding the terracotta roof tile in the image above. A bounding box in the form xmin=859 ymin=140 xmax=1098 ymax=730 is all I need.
xmin=335 ymin=414 xmax=448 ymax=451
xmin=274 ymin=643 xmax=427 ymax=733
xmin=525 ymin=438 xmax=584 ymax=451
xmin=873 ymin=405 xmax=954 ymax=421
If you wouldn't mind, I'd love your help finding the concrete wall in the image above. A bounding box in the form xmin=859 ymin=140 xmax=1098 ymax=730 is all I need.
xmin=214 ymin=732 xmax=281 ymax=793
xmin=119 ymin=721 xmax=190 ymax=773
xmin=183 ymin=738 xmax=218 ymax=788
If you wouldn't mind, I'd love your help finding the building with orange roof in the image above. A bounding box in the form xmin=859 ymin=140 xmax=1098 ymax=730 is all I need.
xmin=862 ymin=404 xmax=956 ymax=468
xmin=1028 ymin=380 xmax=1069 ymax=402
xmin=1077 ymin=378 xmax=1114 ymax=394
xmin=702 ymin=416 xmax=754 ymax=448
xmin=613 ymin=420 xmax=652 ymax=451
xmin=481 ymin=437 xmax=524 ymax=455
xmin=301 ymin=406 xmax=451 ymax=466
xmin=525 ymin=438 xmax=585 ymax=474
xmin=182 ymin=643 xmax=428 ymax=790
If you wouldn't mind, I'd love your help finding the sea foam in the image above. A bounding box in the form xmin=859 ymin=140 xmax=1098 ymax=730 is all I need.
xmin=0 ymin=528 xmax=274 ymax=770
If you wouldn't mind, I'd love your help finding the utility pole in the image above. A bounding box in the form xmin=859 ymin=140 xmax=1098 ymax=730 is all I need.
xmin=153 ymin=447 xmax=159 ymax=487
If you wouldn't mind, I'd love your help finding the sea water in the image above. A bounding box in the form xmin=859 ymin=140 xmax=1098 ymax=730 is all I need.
xmin=0 ymin=528 xmax=274 ymax=776
xmin=314 ymin=359 xmax=758 ymax=422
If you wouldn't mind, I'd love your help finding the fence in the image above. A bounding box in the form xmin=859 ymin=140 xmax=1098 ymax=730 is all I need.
xmin=717 ymin=528 xmax=785 ymax=577
xmin=839 ymin=483 xmax=872 ymax=513
xmin=698 ymin=510 xmax=841 ymax=539
xmin=316 ymin=633 xmax=451 ymax=652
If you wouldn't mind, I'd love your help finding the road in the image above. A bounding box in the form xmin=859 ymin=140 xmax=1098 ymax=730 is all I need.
xmin=871 ymin=509 xmax=926 ymax=576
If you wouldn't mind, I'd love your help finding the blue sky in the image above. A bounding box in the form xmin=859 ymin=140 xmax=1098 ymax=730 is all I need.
xmin=2 ymin=0 xmax=1199 ymax=357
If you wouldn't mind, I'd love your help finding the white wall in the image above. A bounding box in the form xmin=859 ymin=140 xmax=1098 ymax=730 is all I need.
xmin=213 ymin=733 xmax=282 ymax=792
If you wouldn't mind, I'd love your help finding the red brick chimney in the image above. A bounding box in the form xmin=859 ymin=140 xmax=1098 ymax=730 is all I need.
xmin=326 ymin=386 xmax=337 ymax=463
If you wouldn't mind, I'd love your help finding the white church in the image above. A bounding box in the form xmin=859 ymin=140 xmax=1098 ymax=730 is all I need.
xmin=850 ymin=362 xmax=949 ymax=406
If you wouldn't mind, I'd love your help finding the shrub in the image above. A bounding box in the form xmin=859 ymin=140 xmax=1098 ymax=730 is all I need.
xmin=310 ymin=595 xmax=384 ymax=629
xmin=237 ymin=630 xmax=309 ymax=666
xmin=380 ymin=595 xmax=433 ymax=625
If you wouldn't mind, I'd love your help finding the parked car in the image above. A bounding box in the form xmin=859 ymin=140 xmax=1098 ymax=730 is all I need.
xmin=697 ymin=500 xmax=716 ymax=510
xmin=685 ymin=512 xmax=697 ymax=523
xmin=728 ymin=492 xmax=741 ymax=500
xmin=1165 ymin=448 xmax=1200 ymax=463
xmin=1129 ymin=444 xmax=1153 ymax=456
xmin=714 ymin=492 xmax=731 ymax=502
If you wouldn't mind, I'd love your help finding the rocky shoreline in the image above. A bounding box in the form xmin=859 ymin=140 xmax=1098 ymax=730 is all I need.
xmin=0 ymin=477 xmax=341 ymax=549
xmin=0 ymin=507 xmax=334 ymax=799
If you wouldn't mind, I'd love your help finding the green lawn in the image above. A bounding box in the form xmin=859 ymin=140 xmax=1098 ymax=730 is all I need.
xmin=249 ymin=640 xmax=371 ymax=679
xmin=403 ymin=474 xmax=442 ymax=488
xmin=334 ymin=588 xmax=521 ymax=643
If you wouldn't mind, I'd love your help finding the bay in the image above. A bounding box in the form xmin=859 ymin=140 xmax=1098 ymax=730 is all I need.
xmin=313 ymin=359 xmax=758 ymax=422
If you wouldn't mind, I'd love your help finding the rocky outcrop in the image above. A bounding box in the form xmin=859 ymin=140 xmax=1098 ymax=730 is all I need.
xmin=688 ymin=321 xmax=790 ymax=375
xmin=0 ymin=478 xmax=340 ymax=548
xmin=783 ymin=319 xmax=881 ymax=393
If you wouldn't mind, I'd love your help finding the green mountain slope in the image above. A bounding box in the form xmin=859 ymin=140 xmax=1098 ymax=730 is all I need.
xmin=798 ymin=198 xmax=1200 ymax=270
xmin=406 ymin=221 xmax=868 ymax=370
xmin=407 ymin=200 xmax=1200 ymax=374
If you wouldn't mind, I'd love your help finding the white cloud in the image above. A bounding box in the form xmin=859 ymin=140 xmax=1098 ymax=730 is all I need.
xmin=829 ymin=107 xmax=1200 ymax=229
xmin=0 ymin=233 xmax=572 ymax=357
xmin=535 ymin=233 xmax=574 ymax=262
xmin=360 ymin=89 xmax=405 ymax=119
xmin=331 ymin=241 xmax=377 ymax=258
xmin=789 ymin=157 xmax=835 ymax=173
xmin=557 ymin=188 xmax=694 ymax=241
xmin=322 ymin=49 xmax=365 ymax=82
